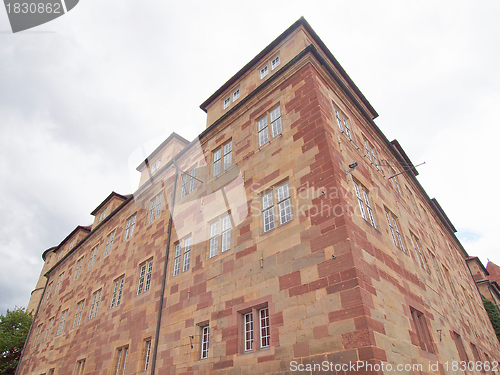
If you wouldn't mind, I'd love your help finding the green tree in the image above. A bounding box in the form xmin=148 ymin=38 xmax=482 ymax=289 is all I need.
xmin=0 ymin=307 xmax=33 ymax=375
xmin=483 ymin=298 xmax=500 ymax=343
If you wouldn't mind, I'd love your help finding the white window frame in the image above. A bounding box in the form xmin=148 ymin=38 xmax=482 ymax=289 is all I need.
xmin=242 ymin=306 xmax=270 ymax=353
xmin=137 ymin=259 xmax=153 ymax=294
xmin=54 ymin=272 xmax=64 ymax=294
xmin=271 ymin=54 xmax=280 ymax=70
xmin=259 ymin=307 xmax=270 ymax=348
xmin=232 ymin=88 xmax=240 ymax=102
xmin=149 ymin=193 xmax=162 ymax=222
xmin=33 ymin=323 xmax=43 ymax=345
xmin=173 ymin=242 xmax=182 ymax=276
xmin=56 ymin=309 xmax=68 ymax=336
xmin=182 ymin=236 xmax=192 ymax=272
xmin=209 ymin=214 xmax=231 ymax=258
xmin=389 ymin=166 xmax=402 ymax=194
xmin=385 ymin=210 xmax=405 ymax=252
xmin=189 ymin=167 xmax=197 ymax=193
xmin=244 ymin=312 xmax=253 ymax=352
xmin=99 ymin=207 xmax=107 ymax=222
xmin=411 ymin=233 xmax=428 ymax=272
xmin=115 ymin=346 xmax=128 ymax=375
xmin=44 ymin=317 xmax=54 ymax=341
xmin=89 ymin=289 xmax=102 ymax=320
xmin=104 ymin=230 xmax=115 ymax=256
xmin=334 ymin=105 xmax=353 ymax=141
xmin=201 ymin=325 xmax=209 ymax=359
xmin=110 ymin=276 xmax=125 ymax=309
xmin=123 ymin=214 xmax=136 ymax=241
xmin=353 ymin=181 xmax=376 ymax=228
xmin=45 ymin=282 xmax=53 ymax=301
xmin=258 ymin=105 xmax=283 ymax=147
xmin=223 ymin=96 xmax=231 ymax=110
xmin=213 ymin=142 xmax=232 ymax=177
xmin=88 ymin=246 xmax=98 ymax=269
xmin=259 ymin=64 xmax=269 ymax=79
xmin=143 ymin=339 xmax=152 ymax=372
xmin=73 ymin=300 xmax=84 ymax=328
xmin=74 ymin=257 xmax=84 ymax=280
xmin=262 ymin=181 xmax=292 ymax=233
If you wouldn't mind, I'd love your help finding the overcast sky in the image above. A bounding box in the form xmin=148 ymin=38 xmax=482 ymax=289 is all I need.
xmin=0 ymin=0 xmax=499 ymax=314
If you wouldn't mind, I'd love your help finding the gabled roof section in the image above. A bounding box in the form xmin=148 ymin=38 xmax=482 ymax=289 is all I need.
xmin=487 ymin=261 xmax=500 ymax=284
xmin=91 ymin=191 xmax=130 ymax=216
xmin=199 ymin=16 xmax=378 ymax=119
xmin=136 ymin=132 xmax=190 ymax=172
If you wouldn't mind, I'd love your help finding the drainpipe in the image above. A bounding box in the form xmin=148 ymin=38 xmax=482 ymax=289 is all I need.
xmin=150 ymin=161 xmax=179 ymax=375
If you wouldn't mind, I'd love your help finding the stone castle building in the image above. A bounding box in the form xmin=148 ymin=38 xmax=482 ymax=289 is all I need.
xmin=18 ymin=18 xmax=500 ymax=375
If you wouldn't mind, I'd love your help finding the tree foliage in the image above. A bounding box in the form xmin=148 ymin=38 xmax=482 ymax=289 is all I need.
xmin=0 ymin=307 xmax=33 ymax=375
xmin=483 ymin=298 xmax=500 ymax=343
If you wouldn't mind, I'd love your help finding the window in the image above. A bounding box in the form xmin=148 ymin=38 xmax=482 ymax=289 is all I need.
xmin=429 ymin=252 xmax=444 ymax=286
xmin=151 ymin=157 xmax=161 ymax=174
xmin=181 ymin=173 xmax=189 ymax=199
xmin=410 ymin=307 xmax=434 ymax=353
xmin=74 ymin=257 xmax=83 ymax=279
xmin=410 ymin=233 xmax=428 ymax=271
xmin=123 ymin=214 xmax=136 ymax=241
xmin=201 ymin=325 xmax=209 ymax=359
xmin=443 ymin=266 xmax=458 ymax=297
xmin=271 ymin=54 xmax=280 ymax=70
xmin=45 ymin=282 xmax=53 ymax=301
xmin=48 ymin=369 xmax=54 ymax=375
xmin=258 ymin=105 xmax=282 ymax=147
xmin=110 ymin=276 xmax=125 ymax=309
xmin=114 ymin=346 xmax=128 ymax=375
xmin=223 ymin=96 xmax=231 ymax=110
xmin=104 ymin=230 xmax=115 ymax=256
xmin=213 ymin=141 xmax=232 ymax=177
xmin=189 ymin=167 xmax=197 ymax=193
xmin=232 ymin=88 xmax=240 ymax=102
xmin=363 ymin=137 xmax=378 ymax=166
xmin=99 ymin=208 xmax=107 ymax=222
xmin=259 ymin=64 xmax=268 ymax=79
xmin=75 ymin=359 xmax=85 ymax=375
xmin=44 ymin=317 xmax=54 ymax=341
xmin=452 ymin=332 xmax=469 ymax=362
xmin=56 ymin=309 xmax=68 ymax=336
xmin=353 ymin=181 xmax=376 ymax=228
xmin=33 ymin=323 xmax=43 ymax=345
xmin=242 ymin=306 xmax=270 ymax=352
xmin=148 ymin=193 xmax=163 ymax=222
xmin=137 ymin=259 xmax=153 ymax=294
xmin=88 ymin=289 xmax=102 ymax=320
xmin=68 ymin=239 xmax=76 ymax=250
xmin=183 ymin=236 xmax=192 ymax=272
xmin=334 ymin=105 xmax=352 ymax=140
xmin=143 ymin=339 xmax=152 ymax=372
xmin=173 ymin=236 xmax=192 ymax=275
xmin=388 ymin=166 xmax=401 ymax=194
xmin=262 ymin=181 xmax=292 ymax=233
xmin=73 ymin=300 xmax=84 ymax=328
xmin=209 ymin=215 xmax=232 ymax=258
xmin=385 ymin=210 xmax=405 ymax=252
xmin=54 ymin=272 xmax=64 ymax=294
xmin=88 ymin=246 xmax=97 ymax=269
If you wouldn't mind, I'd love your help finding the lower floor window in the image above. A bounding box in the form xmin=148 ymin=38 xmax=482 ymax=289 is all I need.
xmin=115 ymin=346 xmax=128 ymax=375
xmin=201 ymin=325 xmax=209 ymax=359
xmin=242 ymin=305 xmax=270 ymax=352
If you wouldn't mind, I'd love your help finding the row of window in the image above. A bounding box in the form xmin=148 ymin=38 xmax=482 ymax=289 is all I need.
xmin=37 ymin=305 xmax=269 ymax=374
xmin=35 ymin=260 xmax=154 ymax=346
xmin=354 ymin=179 xmax=466 ymax=300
